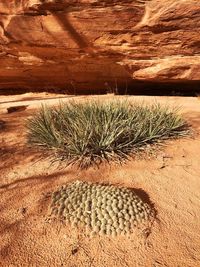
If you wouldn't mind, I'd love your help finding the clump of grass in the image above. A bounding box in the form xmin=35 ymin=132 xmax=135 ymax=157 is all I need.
xmin=26 ymin=100 xmax=189 ymax=167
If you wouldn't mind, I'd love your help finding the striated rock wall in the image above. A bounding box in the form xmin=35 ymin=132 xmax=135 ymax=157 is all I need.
xmin=0 ymin=0 xmax=200 ymax=93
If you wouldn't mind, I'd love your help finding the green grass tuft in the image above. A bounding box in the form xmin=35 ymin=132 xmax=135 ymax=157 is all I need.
xmin=26 ymin=100 xmax=189 ymax=167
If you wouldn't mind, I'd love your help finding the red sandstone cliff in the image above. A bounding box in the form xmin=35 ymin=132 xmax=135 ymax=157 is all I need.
xmin=0 ymin=0 xmax=200 ymax=93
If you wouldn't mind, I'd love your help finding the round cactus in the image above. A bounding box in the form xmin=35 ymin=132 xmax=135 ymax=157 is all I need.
xmin=50 ymin=181 xmax=154 ymax=237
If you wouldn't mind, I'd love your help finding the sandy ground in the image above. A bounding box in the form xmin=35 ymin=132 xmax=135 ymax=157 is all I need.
xmin=0 ymin=93 xmax=200 ymax=267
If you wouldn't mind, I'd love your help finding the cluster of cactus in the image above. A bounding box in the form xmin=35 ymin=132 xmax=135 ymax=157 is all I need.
xmin=50 ymin=181 xmax=153 ymax=236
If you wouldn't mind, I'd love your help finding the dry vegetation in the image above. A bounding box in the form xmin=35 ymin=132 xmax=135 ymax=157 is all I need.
xmin=27 ymin=100 xmax=188 ymax=167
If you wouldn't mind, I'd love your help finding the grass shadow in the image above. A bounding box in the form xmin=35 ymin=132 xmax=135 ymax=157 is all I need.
xmin=0 ymin=170 xmax=71 ymax=190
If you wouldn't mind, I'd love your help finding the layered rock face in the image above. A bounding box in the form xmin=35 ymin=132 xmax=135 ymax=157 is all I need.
xmin=0 ymin=0 xmax=200 ymax=93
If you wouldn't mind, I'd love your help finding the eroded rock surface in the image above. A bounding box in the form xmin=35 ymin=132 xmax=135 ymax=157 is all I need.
xmin=0 ymin=0 xmax=200 ymax=93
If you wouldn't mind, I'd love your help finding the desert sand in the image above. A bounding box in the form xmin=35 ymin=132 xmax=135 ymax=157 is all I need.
xmin=0 ymin=93 xmax=200 ymax=267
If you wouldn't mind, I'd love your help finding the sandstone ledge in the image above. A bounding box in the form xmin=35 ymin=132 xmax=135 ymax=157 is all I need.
xmin=0 ymin=0 xmax=200 ymax=93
